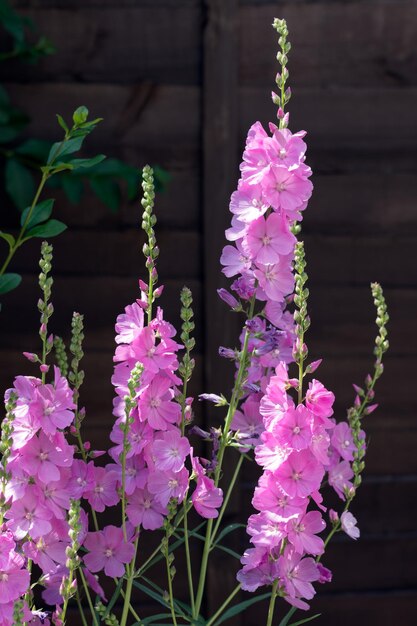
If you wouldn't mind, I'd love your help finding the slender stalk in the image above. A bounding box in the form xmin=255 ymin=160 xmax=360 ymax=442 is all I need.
xmin=266 ymin=580 xmax=279 ymax=626
xmin=0 ymin=173 xmax=48 ymax=276
xmin=120 ymin=532 xmax=141 ymax=626
xmin=75 ymin=588 xmax=89 ymax=626
xmin=205 ymin=584 xmax=241 ymax=626
xmin=78 ymin=567 xmax=99 ymax=626
xmin=194 ymin=295 xmax=257 ymax=618
xmin=164 ymin=536 xmax=178 ymax=626
xmin=210 ymin=453 xmax=244 ymax=546
xmin=183 ymin=500 xmax=196 ymax=615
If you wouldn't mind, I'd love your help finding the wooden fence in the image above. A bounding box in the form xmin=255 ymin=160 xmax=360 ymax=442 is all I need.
xmin=1 ymin=1 xmax=416 ymax=624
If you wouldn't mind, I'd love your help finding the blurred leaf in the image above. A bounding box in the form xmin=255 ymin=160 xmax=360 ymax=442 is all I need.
xmin=212 ymin=593 xmax=271 ymax=626
xmin=0 ymin=231 xmax=15 ymax=248
xmin=26 ymin=218 xmax=67 ymax=238
xmin=90 ymin=177 xmax=120 ymax=212
xmin=73 ymin=105 xmax=88 ymax=125
xmin=16 ymin=138 xmax=51 ymax=161
xmin=0 ymin=106 xmax=29 ymax=142
xmin=47 ymin=135 xmax=84 ymax=165
xmin=68 ymin=154 xmax=106 ymax=170
xmin=20 ymin=198 xmax=54 ymax=229
xmin=278 ymin=607 xmax=297 ymax=626
xmin=56 ymin=114 xmax=69 ymax=134
xmin=288 ymin=614 xmax=321 ymax=626
xmin=213 ymin=523 xmax=246 ymax=546
xmin=0 ymin=273 xmax=21 ymax=294
xmin=5 ymin=158 xmax=34 ymax=210
xmin=61 ymin=175 xmax=83 ymax=204
xmin=153 ymin=164 xmax=172 ymax=192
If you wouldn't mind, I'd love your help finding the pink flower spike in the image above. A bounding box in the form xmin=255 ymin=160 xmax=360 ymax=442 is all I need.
xmin=84 ymin=525 xmax=135 ymax=578
xmin=341 ymin=511 xmax=360 ymax=540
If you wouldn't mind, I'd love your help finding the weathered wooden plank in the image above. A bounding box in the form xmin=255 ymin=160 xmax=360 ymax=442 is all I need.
xmin=5 ymin=83 xmax=199 ymax=160
xmin=240 ymin=4 xmax=417 ymax=88
xmin=203 ymin=0 xmax=241 ymax=620
xmin=241 ymin=87 xmax=417 ymax=151
xmin=14 ymin=0 xmax=198 ymax=7
xmin=9 ymin=229 xmax=201 ymax=279
xmin=245 ymin=590 xmax=417 ymax=626
xmin=1 ymin=6 xmax=202 ymax=85
xmin=0 ymin=276 xmax=203 ymax=349
xmin=303 ymin=235 xmax=417 ymax=287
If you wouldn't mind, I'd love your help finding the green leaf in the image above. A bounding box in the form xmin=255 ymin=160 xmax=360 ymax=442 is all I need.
xmin=68 ymin=154 xmax=106 ymax=170
xmin=5 ymin=158 xmax=35 ymax=210
xmin=279 ymin=606 xmax=297 ymax=626
xmin=20 ymin=199 xmax=54 ymax=229
xmin=61 ymin=175 xmax=83 ymax=204
xmin=0 ymin=273 xmax=22 ymax=295
xmin=56 ymin=114 xmax=69 ymax=134
xmin=140 ymin=614 xmax=174 ymax=625
xmin=153 ymin=164 xmax=171 ymax=192
xmin=26 ymin=219 xmax=67 ymax=238
xmin=47 ymin=135 xmax=84 ymax=165
xmin=0 ymin=232 xmax=15 ymax=249
xmin=212 ymin=593 xmax=271 ymax=626
xmin=16 ymin=138 xmax=51 ymax=161
xmin=213 ymin=523 xmax=246 ymax=546
xmin=90 ymin=177 xmax=120 ymax=212
xmin=288 ymin=614 xmax=321 ymax=626
xmin=73 ymin=105 xmax=89 ymax=125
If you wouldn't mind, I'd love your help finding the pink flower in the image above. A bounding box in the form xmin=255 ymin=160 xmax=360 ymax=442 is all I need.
xmin=84 ymin=466 xmax=119 ymax=512
xmin=192 ymin=475 xmax=223 ymax=519
xmin=151 ymin=430 xmax=190 ymax=472
xmin=261 ymin=165 xmax=313 ymax=217
xmin=328 ymin=460 xmax=354 ymax=500
xmin=255 ymin=432 xmax=291 ymax=471
xmin=231 ymin=396 xmax=264 ymax=451
xmin=31 ymin=368 xmax=75 ymax=436
xmin=19 ymin=431 xmax=73 ymax=483
xmin=138 ymin=375 xmax=181 ymax=430
xmin=266 ymin=128 xmax=307 ymax=167
xmin=341 ymin=511 xmax=360 ymax=540
xmin=147 ymin=467 xmax=189 ymax=507
xmin=229 ymin=183 xmax=268 ymax=223
xmin=331 ymin=422 xmax=356 ymax=461
xmin=254 ymin=255 xmax=294 ymax=302
xmin=0 ymin=550 xmax=30 ymax=604
xmin=115 ymin=302 xmax=144 ymax=344
xmin=273 ymin=405 xmax=313 ymax=451
xmin=5 ymin=488 xmax=52 ymax=540
xmin=220 ymin=243 xmax=251 ymax=278
xmin=243 ymin=213 xmax=295 ymax=265
xmin=84 ymin=526 xmax=135 ymax=577
xmin=305 ymin=380 xmax=335 ymax=424
xmin=278 ymin=547 xmax=319 ymax=606
xmin=273 ymin=450 xmax=324 ymax=498
xmin=287 ymin=511 xmax=325 ymax=555
xmin=23 ymin=531 xmax=68 ymax=574
xmin=247 ymin=512 xmax=286 ymax=548
xmin=252 ymin=472 xmax=306 ymax=519
xmin=109 ymin=417 xmax=153 ymax=460
xmin=126 ymin=487 xmax=167 ymax=530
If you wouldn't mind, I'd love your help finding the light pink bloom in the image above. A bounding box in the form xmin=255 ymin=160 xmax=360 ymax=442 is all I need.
xmin=331 ymin=422 xmax=356 ymax=461
xmin=31 ymin=368 xmax=75 ymax=436
xmin=266 ymin=128 xmax=307 ymax=167
xmin=115 ymin=302 xmax=144 ymax=344
xmin=231 ymin=396 xmax=264 ymax=451
xmin=152 ymin=430 xmax=190 ymax=472
xmin=0 ymin=550 xmax=30 ymax=604
xmin=229 ymin=183 xmax=269 ymax=223
xmin=243 ymin=213 xmax=295 ymax=265
xmin=252 ymin=472 xmax=306 ymax=519
xmin=341 ymin=511 xmax=360 ymax=540
xmin=287 ymin=511 xmax=325 ymax=555
xmin=84 ymin=526 xmax=135 ymax=577
xmin=19 ymin=431 xmax=73 ymax=483
xmin=273 ymin=405 xmax=313 ymax=451
xmin=255 ymin=432 xmax=290 ymax=472
xmin=147 ymin=467 xmax=189 ymax=507
xmin=5 ymin=488 xmax=52 ymax=540
xmin=220 ymin=243 xmax=251 ymax=278
xmin=305 ymin=380 xmax=335 ymax=424
xmin=247 ymin=512 xmax=286 ymax=548
xmin=254 ymin=255 xmax=294 ymax=302
xmin=328 ymin=460 xmax=354 ymax=500
xmin=138 ymin=375 xmax=181 ymax=430
xmin=278 ymin=547 xmax=319 ymax=605
xmin=192 ymin=476 xmax=223 ymax=519
xmin=261 ymin=165 xmax=313 ymax=216
xmin=84 ymin=466 xmax=119 ymax=512
xmin=109 ymin=417 xmax=153 ymax=460
xmin=237 ymin=547 xmax=280 ymax=592
xmin=23 ymin=531 xmax=68 ymax=574
xmin=126 ymin=487 xmax=167 ymax=530
xmin=273 ymin=450 xmax=324 ymax=498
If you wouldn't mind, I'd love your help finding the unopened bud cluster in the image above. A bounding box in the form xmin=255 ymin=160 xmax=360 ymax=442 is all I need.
xmin=54 ymin=336 xmax=69 ymax=377
xmin=141 ymin=165 xmax=159 ymax=286
xmin=272 ymin=18 xmax=291 ymax=127
xmin=293 ymin=242 xmax=310 ymax=365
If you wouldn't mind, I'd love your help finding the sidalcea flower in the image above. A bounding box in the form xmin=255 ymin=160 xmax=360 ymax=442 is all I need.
xmin=84 ymin=525 xmax=135 ymax=577
xmin=19 ymin=431 xmax=73 ymax=483
xmin=278 ymin=547 xmax=320 ymax=608
xmin=147 ymin=467 xmax=189 ymax=507
xmin=5 ymin=488 xmax=52 ymax=540
xmin=126 ymin=487 xmax=167 ymax=530
xmin=138 ymin=374 xmax=181 ymax=430
xmin=331 ymin=422 xmax=356 ymax=461
xmin=243 ymin=213 xmax=295 ymax=265
xmin=192 ymin=475 xmax=223 ymax=519
xmin=272 ymin=450 xmax=324 ymax=499
xmin=0 ymin=550 xmax=30 ymax=604
xmin=84 ymin=466 xmax=119 ymax=512
xmin=151 ymin=430 xmax=190 ymax=472
xmin=341 ymin=511 xmax=360 ymax=540
xmin=286 ymin=510 xmax=325 ymax=555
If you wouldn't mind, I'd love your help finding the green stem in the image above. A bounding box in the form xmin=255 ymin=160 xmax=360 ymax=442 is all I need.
xmin=210 ymin=453 xmax=244 ymax=546
xmin=194 ymin=295 xmax=256 ymax=618
xmin=266 ymin=580 xmax=279 ymax=626
xmin=0 ymin=172 xmax=48 ymax=277
xmin=183 ymin=500 xmax=196 ymax=615
xmin=120 ymin=532 xmax=141 ymax=626
xmin=78 ymin=567 xmax=99 ymax=626
xmin=75 ymin=588 xmax=89 ymax=626
xmin=205 ymin=583 xmax=241 ymax=626
xmin=164 ymin=534 xmax=178 ymax=626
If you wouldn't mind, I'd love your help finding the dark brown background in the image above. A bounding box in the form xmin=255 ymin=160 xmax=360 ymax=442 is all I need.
xmin=1 ymin=1 xmax=417 ymax=624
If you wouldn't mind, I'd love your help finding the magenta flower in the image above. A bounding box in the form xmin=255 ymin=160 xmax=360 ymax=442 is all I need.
xmin=115 ymin=302 xmax=144 ymax=344
xmin=255 ymin=432 xmax=291 ymax=471
xmin=5 ymin=488 xmax=52 ymax=540
xmin=138 ymin=374 xmax=181 ymax=430
xmin=31 ymin=368 xmax=75 ymax=436
xmin=231 ymin=396 xmax=264 ymax=451
xmin=23 ymin=531 xmax=68 ymax=574
xmin=287 ymin=511 xmax=325 ymax=555
xmin=147 ymin=467 xmax=189 ymax=507
xmin=84 ymin=525 xmax=135 ymax=577
xmin=328 ymin=460 xmax=354 ymax=500
xmin=192 ymin=475 xmax=223 ymax=519
xmin=19 ymin=431 xmax=73 ymax=483
xmin=0 ymin=550 xmax=30 ymax=604
xmin=152 ymin=430 xmax=190 ymax=472
xmin=84 ymin=466 xmax=119 ymax=512
xmin=341 ymin=511 xmax=360 ymax=540
xmin=331 ymin=422 xmax=356 ymax=461
xmin=126 ymin=487 xmax=167 ymax=530
xmin=252 ymin=472 xmax=306 ymax=519
xmin=261 ymin=165 xmax=313 ymax=216
xmin=273 ymin=450 xmax=324 ymax=498
xmin=278 ymin=547 xmax=319 ymax=607
xmin=254 ymin=256 xmax=294 ymax=303
xmin=220 ymin=243 xmax=251 ymax=278
xmin=229 ymin=183 xmax=268 ymax=223
xmin=305 ymin=379 xmax=335 ymax=425
xmin=273 ymin=405 xmax=313 ymax=451
xmin=244 ymin=213 xmax=295 ymax=265
xmin=247 ymin=512 xmax=286 ymax=548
